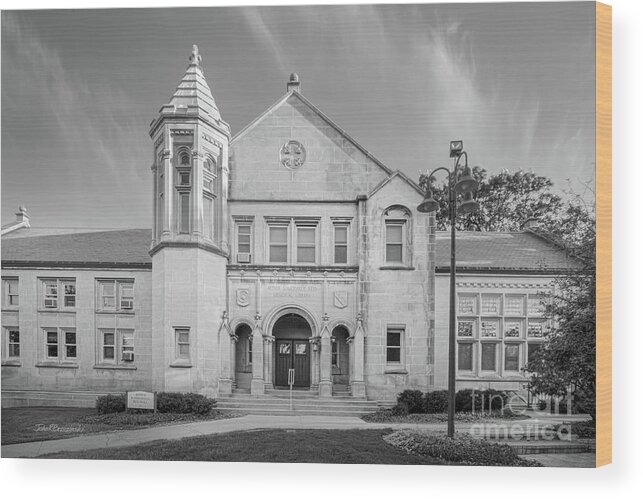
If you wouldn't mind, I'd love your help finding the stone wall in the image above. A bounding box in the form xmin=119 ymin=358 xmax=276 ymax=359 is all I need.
xmin=1 ymin=267 xmax=152 ymax=407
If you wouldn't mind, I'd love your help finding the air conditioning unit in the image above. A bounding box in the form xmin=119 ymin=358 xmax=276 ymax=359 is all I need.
xmin=237 ymin=252 xmax=251 ymax=263
xmin=44 ymin=299 xmax=57 ymax=308
xmin=122 ymin=352 xmax=134 ymax=362
xmin=121 ymin=299 xmax=133 ymax=310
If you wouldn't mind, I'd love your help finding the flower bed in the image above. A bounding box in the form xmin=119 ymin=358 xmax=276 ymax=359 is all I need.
xmin=384 ymin=430 xmax=542 ymax=466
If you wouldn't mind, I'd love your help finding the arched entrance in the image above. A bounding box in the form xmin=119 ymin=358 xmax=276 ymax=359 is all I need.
xmin=272 ymin=313 xmax=312 ymax=388
xmin=331 ymin=326 xmax=350 ymax=386
xmin=234 ymin=323 xmax=253 ymax=390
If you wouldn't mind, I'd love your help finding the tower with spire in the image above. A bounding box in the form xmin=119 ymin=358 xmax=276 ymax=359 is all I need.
xmin=149 ymin=45 xmax=230 ymax=395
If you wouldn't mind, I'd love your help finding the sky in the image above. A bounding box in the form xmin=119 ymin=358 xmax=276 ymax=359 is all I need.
xmin=1 ymin=2 xmax=596 ymax=229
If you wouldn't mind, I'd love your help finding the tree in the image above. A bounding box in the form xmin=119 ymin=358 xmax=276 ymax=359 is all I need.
xmin=527 ymin=192 xmax=596 ymax=419
xmin=418 ymin=168 xmax=563 ymax=231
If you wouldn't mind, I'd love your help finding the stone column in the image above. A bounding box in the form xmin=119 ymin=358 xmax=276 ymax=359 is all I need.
xmin=309 ymin=337 xmax=320 ymax=389
xmin=263 ymin=335 xmax=275 ymax=390
xmin=319 ymin=314 xmax=332 ymax=398
xmin=250 ymin=312 xmax=265 ymax=396
xmin=217 ymin=311 xmax=234 ymax=395
xmin=350 ymin=313 xmax=366 ymax=398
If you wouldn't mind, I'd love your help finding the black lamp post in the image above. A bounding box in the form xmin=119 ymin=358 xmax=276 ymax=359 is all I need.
xmin=417 ymin=140 xmax=480 ymax=438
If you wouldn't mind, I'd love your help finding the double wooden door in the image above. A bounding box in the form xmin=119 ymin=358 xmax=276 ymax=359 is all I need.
xmin=275 ymin=339 xmax=310 ymax=387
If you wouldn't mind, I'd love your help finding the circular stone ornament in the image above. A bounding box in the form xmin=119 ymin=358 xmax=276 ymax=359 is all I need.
xmin=279 ymin=140 xmax=306 ymax=169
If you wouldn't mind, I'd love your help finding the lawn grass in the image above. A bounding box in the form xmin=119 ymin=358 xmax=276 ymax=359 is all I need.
xmin=1 ymin=407 xmax=239 ymax=446
xmin=42 ymin=429 xmax=448 ymax=464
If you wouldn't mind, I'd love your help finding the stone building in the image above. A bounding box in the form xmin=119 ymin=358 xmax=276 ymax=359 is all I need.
xmin=1 ymin=47 xmax=577 ymax=407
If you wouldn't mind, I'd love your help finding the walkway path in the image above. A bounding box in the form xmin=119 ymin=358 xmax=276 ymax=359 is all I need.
xmin=1 ymin=414 xmax=589 ymax=459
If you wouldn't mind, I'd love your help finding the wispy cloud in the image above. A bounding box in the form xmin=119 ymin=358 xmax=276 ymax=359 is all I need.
xmin=2 ymin=14 xmax=142 ymax=191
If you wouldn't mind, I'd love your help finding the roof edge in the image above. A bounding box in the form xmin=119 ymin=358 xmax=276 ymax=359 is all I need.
xmin=231 ymin=90 xmax=394 ymax=177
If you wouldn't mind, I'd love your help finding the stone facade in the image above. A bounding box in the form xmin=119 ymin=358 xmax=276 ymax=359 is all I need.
xmin=1 ymin=48 xmax=575 ymax=407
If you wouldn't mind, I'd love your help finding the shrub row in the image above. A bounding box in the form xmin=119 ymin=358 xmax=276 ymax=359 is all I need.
xmin=384 ymin=430 xmax=541 ymax=467
xmin=396 ymin=389 xmax=510 ymax=414
xmin=96 ymin=392 xmax=216 ymax=415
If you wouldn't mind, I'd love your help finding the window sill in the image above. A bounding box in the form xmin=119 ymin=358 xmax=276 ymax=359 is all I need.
xmin=1 ymin=308 xmax=19 ymax=312
xmin=170 ymin=361 xmax=192 ymax=368
xmin=95 ymin=310 xmax=135 ymax=315
xmin=37 ymin=309 xmax=76 ymax=313
xmin=93 ymin=364 xmax=137 ymax=370
xmin=1 ymin=360 xmax=21 ymax=367
xmin=384 ymin=367 xmax=408 ymax=375
xmin=379 ymin=266 xmax=415 ymax=271
xmin=36 ymin=362 xmax=79 ymax=369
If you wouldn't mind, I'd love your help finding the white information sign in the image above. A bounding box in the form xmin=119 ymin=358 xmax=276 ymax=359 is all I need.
xmin=127 ymin=391 xmax=156 ymax=410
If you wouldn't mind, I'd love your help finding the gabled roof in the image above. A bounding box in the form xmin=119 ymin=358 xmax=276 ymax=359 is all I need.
xmin=232 ymin=89 xmax=393 ymax=177
xmin=368 ymin=170 xmax=425 ymax=198
xmin=435 ymin=231 xmax=581 ymax=273
xmin=1 ymin=229 xmax=152 ymax=268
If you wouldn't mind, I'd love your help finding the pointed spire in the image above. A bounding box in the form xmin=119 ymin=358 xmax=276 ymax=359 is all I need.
xmin=154 ymin=45 xmax=229 ymax=134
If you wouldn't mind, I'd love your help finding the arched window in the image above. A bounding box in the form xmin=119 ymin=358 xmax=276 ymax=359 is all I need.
xmin=179 ymin=151 xmax=190 ymax=166
xmin=383 ymin=205 xmax=412 ymax=266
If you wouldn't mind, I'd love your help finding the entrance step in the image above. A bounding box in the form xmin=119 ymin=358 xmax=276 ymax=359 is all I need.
xmin=216 ymin=391 xmax=381 ymax=416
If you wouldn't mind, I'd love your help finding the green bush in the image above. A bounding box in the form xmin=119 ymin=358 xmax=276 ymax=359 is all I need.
xmin=424 ymin=390 xmax=449 ymax=413
xmin=156 ymin=392 xmax=216 ymax=415
xmin=455 ymin=389 xmax=508 ymax=413
xmin=96 ymin=394 xmax=126 ymax=414
xmin=384 ymin=430 xmax=541 ymax=466
xmin=396 ymin=390 xmax=425 ymax=414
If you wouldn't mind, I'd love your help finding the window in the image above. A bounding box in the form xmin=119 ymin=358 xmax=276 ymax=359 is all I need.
xmin=456 ymin=291 xmax=548 ymax=377
xmin=296 ymin=225 xmax=316 ymax=263
xmin=266 ymin=218 xmax=320 ymax=265
xmin=334 ymin=225 xmax=348 ymax=264
xmin=3 ymin=327 xmax=20 ymax=359
xmin=383 ymin=205 xmax=411 ymax=266
xmin=203 ymin=155 xmax=217 ymax=193
xmin=43 ymin=328 xmax=76 ymax=362
xmin=269 ymin=225 xmax=288 ymax=263
xmin=481 ymin=343 xmax=496 ymax=371
xmin=204 ymin=195 xmax=214 ymax=241
xmin=2 ymin=278 xmax=19 ymax=308
xmin=179 ymin=151 xmax=190 ymax=165
xmin=458 ymin=294 xmax=476 ymax=314
xmin=179 ymin=171 xmax=190 ymax=186
xmin=505 ymin=344 xmax=520 ymax=371
xmin=385 ymin=223 xmax=404 ymax=263
xmin=99 ymin=328 xmax=134 ymax=365
xmin=41 ymin=279 xmax=76 ymax=310
xmin=97 ymin=280 xmax=134 ymax=312
xmin=331 ymin=340 xmax=338 ymax=367
xmin=386 ymin=327 xmax=403 ymax=363
xmin=179 ymin=192 xmax=190 ymax=233
xmin=175 ymin=328 xmax=190 ymax=360
xmin=247 ymin=335 xmax=253 ymax=364
xmin=458 ymin=343 xmax=473 ymax=371
xmin=45 ymin=329 xmax=58 ymax=359
xmin=236 ymin=222 xmax=252 ymax=263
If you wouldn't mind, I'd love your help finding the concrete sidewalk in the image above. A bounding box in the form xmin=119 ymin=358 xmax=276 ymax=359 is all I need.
xmin=1 ymin=414 xmax=589 ymax=459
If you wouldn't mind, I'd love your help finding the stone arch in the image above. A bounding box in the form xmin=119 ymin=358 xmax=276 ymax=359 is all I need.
xmin=232 ymin=317 xmax=255 ymax=390
xmin=264 ymin=304 xmax=319 ymax=338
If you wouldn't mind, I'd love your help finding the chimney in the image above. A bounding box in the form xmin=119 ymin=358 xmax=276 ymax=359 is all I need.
xmin=286 ymin=73 xmax=301 ymax=93
xmin=15 ymin=206 xmax=30 ymax=225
